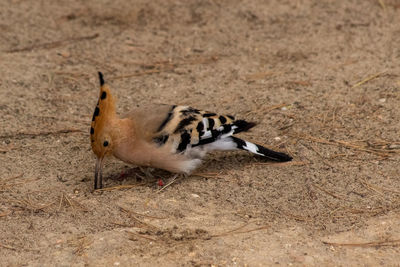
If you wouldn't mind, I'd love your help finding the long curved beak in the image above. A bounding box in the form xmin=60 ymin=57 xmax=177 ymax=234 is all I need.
xmin=94 ymin=157 xmax=104 ymax=189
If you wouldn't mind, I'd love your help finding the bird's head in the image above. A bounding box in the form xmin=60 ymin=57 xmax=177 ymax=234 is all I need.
xmin=90 ymin=72 xmax=117 ymax=189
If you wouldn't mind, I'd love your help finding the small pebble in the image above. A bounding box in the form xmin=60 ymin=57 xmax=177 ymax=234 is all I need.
xmin=274 ymin=137 xmax=281 ymax=141
xmin=379 ymin=98 xmax=386 ymax=103
xmin=191 ymin=193 xmax=200 ymax=198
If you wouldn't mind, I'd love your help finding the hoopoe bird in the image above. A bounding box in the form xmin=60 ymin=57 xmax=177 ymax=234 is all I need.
xmin=90 ymin=72 xmax=292 ymax=189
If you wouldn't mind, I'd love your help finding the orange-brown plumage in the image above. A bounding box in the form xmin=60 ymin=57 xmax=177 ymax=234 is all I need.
xmin=90 ymin=72 xmax=292 ymax=189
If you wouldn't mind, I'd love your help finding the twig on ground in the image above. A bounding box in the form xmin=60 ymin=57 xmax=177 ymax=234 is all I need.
xmin=95 ymin=183 xmax=148 ymax=192
xmin=5 ymin=33 xmax=99 ymax=53
xmin=63 ymin=194 xmax=75 ymax=211
xmin=157 ymin=175 xmax=180 ymax=193
xmin=0 ymin=178 xmax=40 ymax=191
xmin=111 ymin=55 xmax=219 ymax=80
xmin=0 ymin=210 xmax=11 ymax=217
xmin=193 ymin=172 xmax=225 ymax=179
xmin=0 ymin=242 xmax=18 ymax=250
xmin=211 ymin=222 xmax=251 ymax=237
xmin=110 ymin=69 xmax=167 ymax=80
xmin=281 ymin=210 xmax=312 ymax=222
xmin=245 ymin=103 xmax=288 ymax=116
xmin=58 ymin=192 xmax=64 ymax=211
xmin=126 ymin=231 xmax=158 ymax=242
xmin=73 ymin=236 xmax=93 ymax=256
xmin=12 ymin=197 xmax=55 ymax=212
xmin=306 ymin=144 xmax=336 ymax=169
xmin=1 ymin=173 xmax=23 ymax=183
xmin=323 ymin=238 xmax=400 ymax=247
xmin=117 ymin=205 xmax=167 ymax=220
xmin=378 ymin=0 xmax=387 ymax=11
xmin=292 ymin=133 xmax=394 ymax=157
xmin=111 ymin=221 xmax=136 ymax=228
xmin=0 ymin=129 xmax=84 ymax=139
xmin=211 ymin=223 xmax=269 ymax=238
xmin=311 ymin=183 xmax=346 ymax=200
xmin=352 ymin=71 xmax=386 ymax=88
xmin=244 ymin=71 xmax=283 ymax=81
xmin=119 ymin=207 xmax=159 ymax=230
xmin=288 ymin=80 xmax=312 ymax=86
xmin=359 ymin=178 xmax=400 ymax=195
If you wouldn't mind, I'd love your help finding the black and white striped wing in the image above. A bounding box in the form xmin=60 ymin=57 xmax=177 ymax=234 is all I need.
xmin=152 ymin=105 xmax=292 ymax=162
xmin=152 ymin=105 xmax=254 ymax=152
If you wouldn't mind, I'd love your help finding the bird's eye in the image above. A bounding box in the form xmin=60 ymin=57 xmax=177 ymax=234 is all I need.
xmin=103 ymin=141 xmax=109 ymax=147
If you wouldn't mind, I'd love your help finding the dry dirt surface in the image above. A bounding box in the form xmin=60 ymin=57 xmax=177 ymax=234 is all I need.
xmin=1 ymin=0 xmax=400 ymax=266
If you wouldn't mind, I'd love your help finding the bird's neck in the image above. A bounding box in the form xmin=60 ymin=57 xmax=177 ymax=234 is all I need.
xmin=110 ymin=117 xmax=136 ymax=146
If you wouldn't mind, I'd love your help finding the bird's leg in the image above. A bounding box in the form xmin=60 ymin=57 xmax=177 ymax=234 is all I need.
xmin=138 ymin=167 xmax=155 ymax=179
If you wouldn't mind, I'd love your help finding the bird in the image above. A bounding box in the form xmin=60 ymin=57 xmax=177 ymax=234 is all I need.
xmin=90 ymin=72 xmax=292 ymax=189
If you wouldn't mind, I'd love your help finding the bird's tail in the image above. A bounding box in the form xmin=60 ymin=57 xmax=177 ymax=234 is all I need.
xmin=230 ymin=136 xmax=292 ymax=162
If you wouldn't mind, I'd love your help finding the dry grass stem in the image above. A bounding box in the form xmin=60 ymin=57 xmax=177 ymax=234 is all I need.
xmin=117 ymin=205 xmax=167 ymax=220
xmin=288 ymin=80 xmax=312 ymax=86
xmin=329 ymin=59 xmax=358 ymax=70
xmin=246 ymin=103 xmax=288 ymax=116
xmin=111 ymin=69 xmax=167 ymax=80
xmin=212 ymin=223 xmax=269 ymax=237
xmin=73 ymin=236 xmax=93 ymax=256
xmin=157 ymin=175 xmax=181 ymax=193
xmin=352 ymin=71 xmax=386 ymax=88
xmin=111 ymin=221 xmax=137 ymax=228
xmin=119 ymin=207 xmax=160 ymax=230
xmin=0 ymin=210 xmax=12 ymax=217
xmin=378 ymin=0 xmax=387 ymax=10
xmin=281 ymin=210 xmax=312 ymax=222
xmin=53 ymin=71 xmax=91 ymax=79
xmin=359 ymin=178 xmax=385 ymax=196
xmin=244 ymin=71 xmax=283 ymax=80
xmin=323 ymin=238 xmax=400 ymax=247
xmin=126 ymin=231 xmax=158 ymax=242
xmin=0 ymin=242 xmax=18 ymax=250
xmin=10 ymin=194 xmax=55 ymax=212
xmin=6 ymin=33 xmax=99 ymax=53
xmin=193 ymin=172 xmax=225 ymax=179
xmin=293 ymin=134 xmax=395 ymax=157
xmin=111 ymin=55 xmax=219 ymax=80
xmin=1 ymin=173 xmax=24 ymax=182
xmin=95 ymin=183 xmax=148 ymax=192
xmin=58 ymin=193 xmax=64 ymax=211
xmin=57 ymin=193 xmax=87 ymax=212
xmin=63 ymin=194 xmax=75 ymax=211
xmin=312 ymin=183 xmax=346 ymax=200
xmin=360 ymin=178 xmax=400 ymax=195
xmin=211 ymin=222 xmax=251 ymax=237
xmin=307 ymin=144 xmax=337 ymax=169
xmin=0 ymin=129 xmax=84 ymax=139
xmin=0 ymin=178 xmax=39 ymax=191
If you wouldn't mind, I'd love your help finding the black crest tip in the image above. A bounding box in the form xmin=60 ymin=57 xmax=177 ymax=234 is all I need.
xmin=98 ymin=72 xmax=105 ymax=86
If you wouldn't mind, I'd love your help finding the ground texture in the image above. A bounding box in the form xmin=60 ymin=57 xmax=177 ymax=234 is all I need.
xmin=1 ymin=0 xmax=400 ymax=266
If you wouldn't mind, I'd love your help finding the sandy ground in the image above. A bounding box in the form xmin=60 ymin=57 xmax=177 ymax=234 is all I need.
xmin=1 ymin=0 xmax=400 ymax=266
